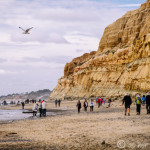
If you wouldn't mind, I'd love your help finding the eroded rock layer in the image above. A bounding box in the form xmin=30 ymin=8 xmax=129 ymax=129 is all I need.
xmin=50 ymin=0 xmax=150 ymax=99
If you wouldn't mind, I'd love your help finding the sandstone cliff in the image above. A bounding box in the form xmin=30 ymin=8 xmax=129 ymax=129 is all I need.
xmin=50 ymin=0 xmax=150 ymax=99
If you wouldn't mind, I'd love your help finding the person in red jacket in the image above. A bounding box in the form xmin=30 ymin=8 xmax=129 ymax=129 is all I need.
xmin=100 ymin=98 xmax=103 ymax=106
xmin=98 ymin=98 xmax=101 ymax=108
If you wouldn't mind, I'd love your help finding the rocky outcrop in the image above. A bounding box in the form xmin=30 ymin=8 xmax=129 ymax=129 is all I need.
xmin=50 ymin=0 xmax=150 ymax=100
xmin=64 ymin=51 xmax=96 ymax=77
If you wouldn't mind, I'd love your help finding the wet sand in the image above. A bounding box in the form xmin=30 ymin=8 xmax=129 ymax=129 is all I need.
xmin=0 ymin=100 xmax=150 ymax=150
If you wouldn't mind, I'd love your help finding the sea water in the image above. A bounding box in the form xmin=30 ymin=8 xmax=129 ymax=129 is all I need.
xmin=0 ymin=110 xmax=31 ymax=121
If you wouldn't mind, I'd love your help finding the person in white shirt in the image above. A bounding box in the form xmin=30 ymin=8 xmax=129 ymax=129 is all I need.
xmin=42 ymin=100 xmax=47 ymax=117
xmin=89 ymin=99 xmax=94 ymax=112
xmin=32 ymin=103 xmax=38 ymax=116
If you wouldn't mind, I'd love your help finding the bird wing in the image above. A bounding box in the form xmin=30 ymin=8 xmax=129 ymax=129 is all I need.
xmin=19 ymin=27 xmax=26 ymax=31
xmin=26 ymin=27 xmax=33 ymax=32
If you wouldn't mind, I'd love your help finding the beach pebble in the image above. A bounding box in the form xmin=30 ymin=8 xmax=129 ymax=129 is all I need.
xmin=101 ymin=140 xmax=105 ymax=145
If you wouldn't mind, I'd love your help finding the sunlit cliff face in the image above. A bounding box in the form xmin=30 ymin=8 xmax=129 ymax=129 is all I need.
xmin=50 ymin=0 xmax=150 ymax=100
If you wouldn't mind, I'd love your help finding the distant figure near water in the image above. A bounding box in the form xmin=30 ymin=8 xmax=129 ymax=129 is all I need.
xmin=32 ymin=103 xmax=38 ymax=116
xmin=42 ymin=100 xmax=46 ymax=117
xmin=122 ymin=93 xmax=132 ymax=116
xmin=21 ymin=101 xmax=25 ymax=110
xmin=39 ymin=101 xmax=42 ymax=117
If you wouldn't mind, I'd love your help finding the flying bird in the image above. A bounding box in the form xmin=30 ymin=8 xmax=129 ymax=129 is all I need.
xmin=19 ymin=27 xmax=33 ymax=34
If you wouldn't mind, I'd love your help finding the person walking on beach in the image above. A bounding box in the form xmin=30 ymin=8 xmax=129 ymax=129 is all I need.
xmin=58 ymin=99 xmax=61 ymax=107
xmin=146 ymin=92 xmax=150 ymax=114
xmin=55 ymin=99 xmax=58 ymax=107
xmin=122 ymin=93 xmax=132 ymax=116
xmin=103 ymin=98 xmax=106 ymax=107
xmin=97 ymin=98 xmax=101 ymax=108
xmin=135 ymin=94 xmax=142 ymax=115
xmin=96 ymin=97 xmax=98 ymax=105
xmin=39 ymin=101 xmax=42 ymax=117
xmin=76 ymin=100 xmax=82 ymax=113
xmin=83 ymin=99 xmax=88 ymax=111
xmin=141 ymin=95 xmax=146 ymax=106
xmin=100 ymin=98 xmax=103 ymax=106
xmin=90 ymin=99 xmax=94 ymax=112
xmin=42 ymin=100 xmax=47 ymax=117
xmin=108 ymin=98 xmax=111 ymax=107
xmin=21 ymin=101 xmax=25 ymax=110
xmin=32 ymin=103 xmax=38 ymax=116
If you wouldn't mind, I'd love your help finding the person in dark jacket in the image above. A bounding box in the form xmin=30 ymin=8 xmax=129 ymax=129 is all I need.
xmin=108 ymin=98 xmax=112 ymax=107
xmin=76 ymin=100 xmax=82 ymax=113
xmin=58 ymin=99 xmax=61 ymax=107
xmin=55 ymin=99 xmax=58 ymax=107
xmin=146 ymin=92 xmax=150 ymax=114
xmin=122 ymin=93 xmax=132 ymax=116
xmin=39 ymin=101 xmax=42 ymax=117
xmin=21 ymin=101 xmax=25 ymax=110
xmin=83 ymin=99 xmax=88 ymax=111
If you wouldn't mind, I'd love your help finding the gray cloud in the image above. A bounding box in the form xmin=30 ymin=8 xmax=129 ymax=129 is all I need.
xmin=75 ymin=49 xmax=84 ymax=53
xmin=20 ymin=56 xmax=73 ymax=64
xmin=0 ymin=58 xmax=7 ymax=63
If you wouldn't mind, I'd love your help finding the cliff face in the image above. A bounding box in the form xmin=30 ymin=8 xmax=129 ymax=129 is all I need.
xmin=50 ymin=0 xmax=150 ymax=99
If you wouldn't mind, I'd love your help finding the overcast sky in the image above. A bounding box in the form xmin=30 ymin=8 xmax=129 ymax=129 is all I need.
xmin=0 ymin=0 xmax=146 ymax=96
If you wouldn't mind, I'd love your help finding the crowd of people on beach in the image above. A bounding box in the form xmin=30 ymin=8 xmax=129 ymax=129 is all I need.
xmin=76 ymin=98 xmax=112 ymax=113
xmin=76 ymin=92 xmax=150 ymax=115
xmin=32 ymin=100 xmax=47 ymax=117
xmin=122 ymin=92 xmax=150 ymax=116
xmin=32 ymin=99 xmax=61 ymax=117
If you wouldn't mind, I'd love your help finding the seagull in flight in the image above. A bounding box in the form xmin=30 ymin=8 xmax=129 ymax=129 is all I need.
xmin=19 ymin=27 xmax=33 ymax=34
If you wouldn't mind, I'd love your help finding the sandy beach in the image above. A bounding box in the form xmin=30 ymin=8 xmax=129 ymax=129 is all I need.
xmin=0 ymin=100 xmax=150 ymax=150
